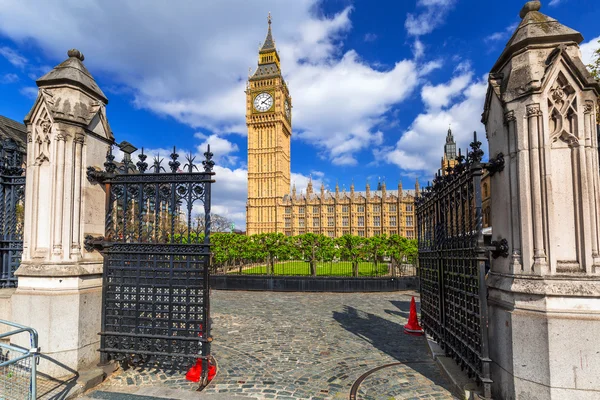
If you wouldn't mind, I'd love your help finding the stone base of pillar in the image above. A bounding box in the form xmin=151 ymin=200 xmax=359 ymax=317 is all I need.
xmin=487 ymin=272 xmax=600 ymax=400
xmin=12 ymin=262 xmax=102 ymax=378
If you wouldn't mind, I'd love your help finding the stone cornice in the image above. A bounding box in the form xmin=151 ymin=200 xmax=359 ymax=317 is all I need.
xmin=487 ymin=271 xmax=600 ymax=297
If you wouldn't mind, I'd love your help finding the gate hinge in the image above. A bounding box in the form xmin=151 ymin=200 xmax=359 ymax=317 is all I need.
xmin=86 ymin=167 xmax=111 ymax=184
xmin=483 ymin=152 xmax=505 ymax=176
xmin=84 ymin=235 xmax=106 ymax=252
xmin=489 ymin=238 xmax=509 ymax=259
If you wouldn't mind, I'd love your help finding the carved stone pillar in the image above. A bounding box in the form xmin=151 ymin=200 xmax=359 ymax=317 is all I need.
xmin=504 ymin=111 xmax=522 ymax=273
xmin=12 ymin=49 xmax=112 ymax=378
xmin=482 ymin=2 xmax=600 ymax=399
xmin=52 ymin=131 xmax=67 ymax=257
xmin=526 ymin=104 xmax=549 ymax=273
xmin=71 ymin=133 xmax=85 ymax=257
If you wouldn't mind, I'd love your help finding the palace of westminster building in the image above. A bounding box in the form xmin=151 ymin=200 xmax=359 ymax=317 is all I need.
xmin=245 ymin=15 xmax=421 ymax=238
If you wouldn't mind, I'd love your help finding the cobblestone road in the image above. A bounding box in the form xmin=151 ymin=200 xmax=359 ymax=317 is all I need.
xmin=94 ymin=290 xmax=456 ymax=399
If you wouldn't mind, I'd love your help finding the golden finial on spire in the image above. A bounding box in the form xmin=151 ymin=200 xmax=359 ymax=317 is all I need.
xmin=268 ymin=12 xmax=272 ymax=25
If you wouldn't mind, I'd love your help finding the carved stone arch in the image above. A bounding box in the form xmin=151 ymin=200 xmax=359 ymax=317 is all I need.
xmin=547 ymin=70 xmax=580 ymax=148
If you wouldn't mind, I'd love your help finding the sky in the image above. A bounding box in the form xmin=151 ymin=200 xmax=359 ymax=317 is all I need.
xmin=0 ymin=0 xmax=599 ymax=229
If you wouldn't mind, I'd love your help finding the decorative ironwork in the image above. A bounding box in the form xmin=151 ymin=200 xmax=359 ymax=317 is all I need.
xmin=0 ymin=139 xmax=25 ymax=288
xmin=89 ymin=144 xmax=215 ymax=383
xmin=416 ymin=131 xmax=492 ymax=398
xmin=484 ymin=152 xmax=505 ymax=176
xmin=490 ymin=238 xmax=509 ymax=259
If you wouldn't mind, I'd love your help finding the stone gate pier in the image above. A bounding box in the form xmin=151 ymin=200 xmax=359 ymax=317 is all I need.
xmin=483 ymin=1 xmax=600 ymax=399
xmin=11 ymin=49 xmax=112 ymax=377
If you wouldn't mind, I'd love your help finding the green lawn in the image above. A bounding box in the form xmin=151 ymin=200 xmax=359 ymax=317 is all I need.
xmin=234 ymin=260 xmax=389 ymax=277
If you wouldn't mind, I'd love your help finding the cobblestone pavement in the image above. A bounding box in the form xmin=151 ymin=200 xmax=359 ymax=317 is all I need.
xmin=91 ymin=290 xmax=456 ymax=399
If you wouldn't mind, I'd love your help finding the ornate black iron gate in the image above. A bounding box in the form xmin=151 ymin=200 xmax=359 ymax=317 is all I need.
xmin=86 ymin=144 xmax=215 ymax=382
xmin=416 ymin=133 xmax=504 ymax=398
xmin=0 ymin=139 xmax=25 ymax=288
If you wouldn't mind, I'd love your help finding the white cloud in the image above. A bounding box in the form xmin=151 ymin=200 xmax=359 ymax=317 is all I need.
xmin=580 ymin=35 xmax=600 ymax=67
xmin=383 ymin=71 xmax=488 ymax=176
xmin=0 ymin=73 xmax=18 ymax=84
xmin=484 ymin=21 xmax=519 ymax=44
xmin=363 ymin=33 xmax=377 ymax=42
xmin=210 ymin=165 xmax=248 ymax=229
xmin=291 ymin=172 xmax=324 ymax=194
xmin=405 ymin=0 xmax=456 ymax=37
xmin=196 ymin=134 xmax=239 ymax=166
xmin=412 ymin=39 xmax=425 ymax=59
xmin=19 ymin=86 xmax=37 ymax=99
xmin=0 ymin=46 xmax=27 ymax=68
xmin=0 ymin=1 xmax=425 ymax=167
xmin=549 ymin=0 xmax=564 ymax=6
xmin=421 ymin=71 xmax=473 ymax=109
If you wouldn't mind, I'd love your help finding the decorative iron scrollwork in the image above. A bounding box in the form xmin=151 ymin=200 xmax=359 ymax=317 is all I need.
xmin=485 ymin=152 xmax=505 ymax=176
xmin=86 ymin=166 xmax=109 ymax=184
xmin=490 ymin=238 xmax=509 ymax=259
xmin=84 ymin=235 xmax=105 ymax=252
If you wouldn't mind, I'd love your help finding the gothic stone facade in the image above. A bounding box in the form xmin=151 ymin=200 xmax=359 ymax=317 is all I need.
xmin=279 ymin=182 xmax=418 ymax=238
xmin=246 ymin=16 xmax=418 ymax=237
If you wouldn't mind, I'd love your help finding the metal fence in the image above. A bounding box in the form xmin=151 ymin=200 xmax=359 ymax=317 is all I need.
xmin=416 ymin=132 xmax=504 ymax=399
xmin=86 ymin=143 xmax=215 ymax=384
xmin=215 ymin=258 xmax=417 ymax=278
xmin=0 ymin=139 xmax=25 ymax=288
xmin=0 ymin=320 xmax=39 ymax=400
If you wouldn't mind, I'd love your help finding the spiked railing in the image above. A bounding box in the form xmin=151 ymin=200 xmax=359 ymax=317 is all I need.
xmin=86 ymin=142 xmax=216 ymax=386
xmin=416 ymin=131 xmax=495 ymax=398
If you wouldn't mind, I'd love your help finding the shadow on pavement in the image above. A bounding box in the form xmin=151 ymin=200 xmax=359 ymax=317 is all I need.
xmin=36 ymin=354 xmax=79 ymax=400
xmin=332 ymin=302 xmax=454 ymax=393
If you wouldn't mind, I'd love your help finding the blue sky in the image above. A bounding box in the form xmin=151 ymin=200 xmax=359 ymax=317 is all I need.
xmin=0 ymin=0 xmax=598 ymax=228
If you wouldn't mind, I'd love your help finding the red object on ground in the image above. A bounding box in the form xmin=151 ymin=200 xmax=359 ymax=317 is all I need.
xmin=403 ymin=296 xmax=424 ymax=336
xmin=185 ymin=323 xmax=217 ymax=383
xmin=185 ymin=358 xmax=216 ymax=383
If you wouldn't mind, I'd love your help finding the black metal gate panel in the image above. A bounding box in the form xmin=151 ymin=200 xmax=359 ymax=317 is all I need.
xmin=86 ymin=145 xmax=215 ymax=377
xmin=0 ymin=139 xmax=25 ymax=288
xmin=416 ymin=133 xmax=503 ymax=398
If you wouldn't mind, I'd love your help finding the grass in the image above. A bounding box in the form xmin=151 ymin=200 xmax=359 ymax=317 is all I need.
xmin=235 ymin=260 xmax=389 ymax=277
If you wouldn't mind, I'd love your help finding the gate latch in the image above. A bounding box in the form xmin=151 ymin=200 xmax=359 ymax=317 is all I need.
xmin=84 ymin=235 xmax=106 ymax=252
xmin=489 ymin=238 xmax=509 ymax=259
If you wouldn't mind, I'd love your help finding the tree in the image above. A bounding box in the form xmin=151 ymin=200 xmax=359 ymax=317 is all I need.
xmin=365 ymin=234 xmax=388 ymax=275
xmin=253 ymin=233 xmax=291 ymax=274
xmin=193 ymin=213 xmax=235 ymax=233
xmin=294 ymin=233 xmax=336 ymax=276
xmin=336 ymin=234 xmax=367 ymax=277
xmin=586 ymin=39 xmax=600 ymax=124
xmin=587 ymin=39 xmax=600 ymax=81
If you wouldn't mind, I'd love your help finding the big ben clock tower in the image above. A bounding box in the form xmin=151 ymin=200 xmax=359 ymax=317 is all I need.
xmin=246 ymin=14 xmax=292 ymax=235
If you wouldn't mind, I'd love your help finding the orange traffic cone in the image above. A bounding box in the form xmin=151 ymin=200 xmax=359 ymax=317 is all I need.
xmin=185 ymin=324 xmax=217 ymax=383
xmin=403 ymin=296 xmax=424 ymax=336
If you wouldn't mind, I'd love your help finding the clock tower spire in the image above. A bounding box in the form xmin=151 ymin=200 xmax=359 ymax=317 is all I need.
xmin=246 ymin=14 xmax=292 ymax=235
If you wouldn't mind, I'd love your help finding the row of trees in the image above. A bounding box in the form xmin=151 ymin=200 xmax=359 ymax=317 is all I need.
xmin=210 ymin=232 xmax=418 ymax=277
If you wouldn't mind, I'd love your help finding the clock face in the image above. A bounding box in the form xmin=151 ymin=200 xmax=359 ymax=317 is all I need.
xmin=285 ymin=100 xmax=290 ymax=119
xmin=253 ymin=92 xmax=273 ymax=112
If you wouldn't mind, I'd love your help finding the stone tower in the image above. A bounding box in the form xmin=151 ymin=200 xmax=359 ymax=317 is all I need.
xmin=441 ymin=127 xmax=458 ymax=174
xmin=246 ymin=13 xmax=292 ymax=235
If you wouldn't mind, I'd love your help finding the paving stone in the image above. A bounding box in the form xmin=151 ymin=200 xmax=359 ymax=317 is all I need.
xmin=83 ymin=291 xmax=457 ymax=399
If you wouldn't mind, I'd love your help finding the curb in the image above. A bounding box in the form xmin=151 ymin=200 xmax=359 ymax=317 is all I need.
xmin=64 ymin=362 xmax=117 ymax=399
xmin=425 ymin=338 xmax=486 ymax=400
